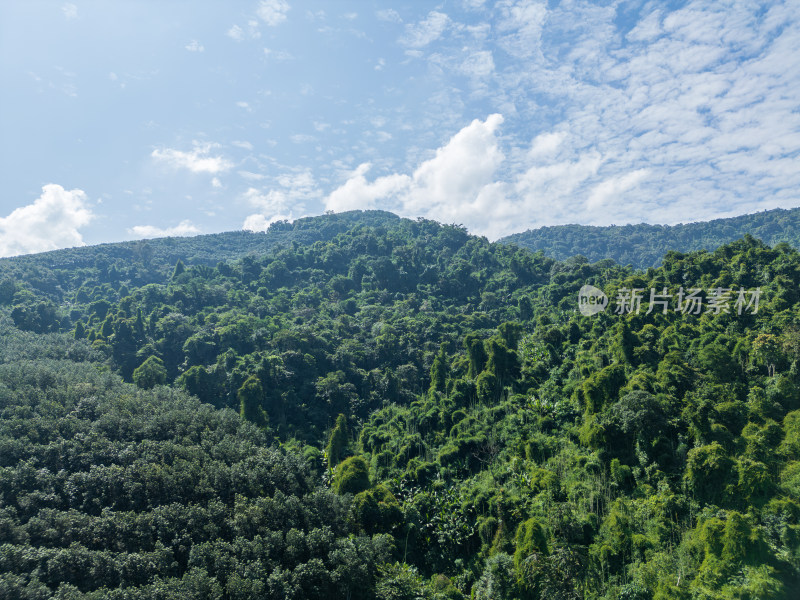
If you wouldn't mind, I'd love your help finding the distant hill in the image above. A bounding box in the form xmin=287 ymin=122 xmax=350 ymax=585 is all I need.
xmin=499 ymin=206 xmax=800 ymax=268
xmin=0 ymin=210 xmax=401 ymax=297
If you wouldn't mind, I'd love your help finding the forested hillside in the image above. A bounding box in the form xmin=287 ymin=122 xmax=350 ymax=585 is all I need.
xmin=1 ymin=212 xmax=799 ymax=598
xmin=500 ymin=207 xmax=800 ymax=268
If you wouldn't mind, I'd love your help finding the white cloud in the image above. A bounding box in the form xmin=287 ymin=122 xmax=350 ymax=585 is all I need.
xmin=401 ymin=11 xmax=449 ymax=48
xmin=243 ymin=187 xmax=291 ymax=214
xmin=496 ymin=0 xmax=547 ymax=58
xmin=586 ymin=170 xmax=650 ymax=211
xmin=257 ymin=0 xmax=290 ymax=26
xmin=290 ymin=133 xmax=316 ymax=144
xmin=243 ymin=213 xmax=293 ymax=232
xmin=627 ymin=9 xmax=663 ymax=42
xmin=227 ymin=25 xmax=245 ymax=41
xmin=325 ymin=115 xmax=511 ymax=235
xmin=263 ymin=48 xmax=294 ymax=61
xmin=326 ymin=164 xmax=410 ymax=212
xmin=239 ymin=170 xmax=265 ymax=181
xmin=227 ymin=20 xmax=261 ymax=41
xmin=231 ymin=140 xmax=254 ymax=150
xmin=0 ymin=185 xmax=93 ymax=257
xmin=62 ymin=3 xmax=77 ymax=20
xmin=151 ymin=142 xmax=233 ymax=174
xmin=459 ymin=50 xmax=494 ymax=79
xmin=527 ymin=132 xmax=566 ymax=159
xmin=368 ymin=0 xmax=800 ymax=234
xmin=261 ymin=2 xmax=800 ymax=237
xmin=240 ymin=168 xmax=320 ymax=230
xmin=129 ymin=220 xmax=201 ymax=239
xmin=404 ymin=114 xmax=505 ymax=215
xmin=185 ymin=40 xmax=204 ymax=52
xmin=377 ymin=9 xmax=402 ymax=23
xmin=211 ymin=177 xmax=222 ymax=188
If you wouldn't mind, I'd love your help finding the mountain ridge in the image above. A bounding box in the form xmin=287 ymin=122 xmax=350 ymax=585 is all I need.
xmin=500 ymin=206 xmax=800 ymax=268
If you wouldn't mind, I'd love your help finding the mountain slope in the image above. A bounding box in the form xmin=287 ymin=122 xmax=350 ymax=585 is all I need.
xmin=1 ymin=212 xmax=799 ymax=598
xmin=0 ymin=210 xmax=401 ymax=299
xmin=500 ymin=206 xmax=800 ymax=268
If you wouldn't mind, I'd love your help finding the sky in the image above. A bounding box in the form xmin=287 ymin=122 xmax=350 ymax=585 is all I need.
xmin=1 ymin=0 xmax=799 ymax=257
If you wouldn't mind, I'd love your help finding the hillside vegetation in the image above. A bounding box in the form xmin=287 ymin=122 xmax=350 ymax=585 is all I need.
xmin=501 ymin=207 xmax=800 ymax=268
xmin=1 ymin=212 xmax=799 ymax=598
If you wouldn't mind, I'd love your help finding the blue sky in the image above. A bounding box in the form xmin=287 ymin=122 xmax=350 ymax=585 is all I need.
xmin=1 ymin=0 xmax=799 ymax=256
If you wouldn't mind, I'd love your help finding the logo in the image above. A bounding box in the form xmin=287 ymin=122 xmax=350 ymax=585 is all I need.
xmin=578 ymin=285 xmax=608 ymax=316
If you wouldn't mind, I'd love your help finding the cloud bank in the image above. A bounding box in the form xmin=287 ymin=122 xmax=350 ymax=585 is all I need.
xmin=151 ymin=142 xmax=232 ymax=174
xmin=323 ymin=1 xmax=800 ymax=239
xmin=129 ymin=220 xmax=201 ymax=239
xmin=0 ymin=185 xmax=93 ymax=257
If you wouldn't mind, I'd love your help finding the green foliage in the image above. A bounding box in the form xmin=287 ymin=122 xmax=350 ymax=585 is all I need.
xmin=513 ymin=517 xmax=548 ymax=575
xmin=132 ymin=355 xmax=167 ymax=389
xmin=686 ymin=442 xmax=736 ymax=505
xmin=502 ymin=206 xmax=800 ymax=268
xmin=172 ymin=259 xmax=186 ymax=279
xmin=375 ymin=562 xmax=426 ymax=600
xmin=237 ymin=374 xmax=268 ymax=427
xmin=0 ymin=336 xmax=390 ymax=598
xmin=325 ymin=413 xmax=352 ymax=468
xmin=429 ymin=344 xmax=449 ymax=396
xmin=334 ymin=456 xmax=371 ymax=495
xmin=2 ymin=211 xmax=800 ymax=598
xmin=353 ymin=485 xmax=403 ymax=534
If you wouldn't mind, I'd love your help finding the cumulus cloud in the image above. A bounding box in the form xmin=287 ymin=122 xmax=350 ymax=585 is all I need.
xmin=257 ymin=0 xmax=290 ymax=26
xmin=129 ymin=220 xmax=201 ymax=239
xmin=243 ymin=188 xmax=291 ymax=215
xmin=0 ymin=185 xmax=93 ymax=257
xmin=151 ymin=142 xmax=233 ymax=174
xmin=240 ymin=169 xmax=319 ymax=231
xmin=346 ymin=1 xmax=800 ymax=235
xmin=243 ymin=213 xmax=294 ymax=232
xmin=323 ymin=114 xmax=656 ymax=239
xmin=326 ymin=164 xmax=410 ymax=212
xmin=325 ymin=115 xmax=512 ymax=236
xmin=185 ymin=40 xmax=204 ymax=52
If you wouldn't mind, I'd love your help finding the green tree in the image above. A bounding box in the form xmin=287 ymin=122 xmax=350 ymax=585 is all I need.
xmin=238 ymin=375 xmax=268 ymax=427
xmin=685 ymin=442 xmax=735 ymax=505
xmin=334 ymin=456 xmax=371 ymax=495
xmin=325 ymin=413 xmax=351 ymax=468
xmin=172 ymin=259 xmax=186 ymax=279
xmin=429 ymin=344 xmax=449 ymax=396
xmin=133 ymin=355 xmax=167 ymax=389
xmin=465 ymin=333 xmax=488 ymax=379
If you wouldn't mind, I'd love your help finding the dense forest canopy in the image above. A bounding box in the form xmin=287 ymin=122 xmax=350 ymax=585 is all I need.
xmin=501 ymin=206 xmax=800 ymax=269
xmin=1 ymin=211 xmax=799 ymax=598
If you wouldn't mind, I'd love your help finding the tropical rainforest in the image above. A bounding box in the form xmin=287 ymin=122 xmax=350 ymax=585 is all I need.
xmin=501 ymin=206 xmax=800 ymax=269
xmin=0 ymin=210 xmax=798 ymax=599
